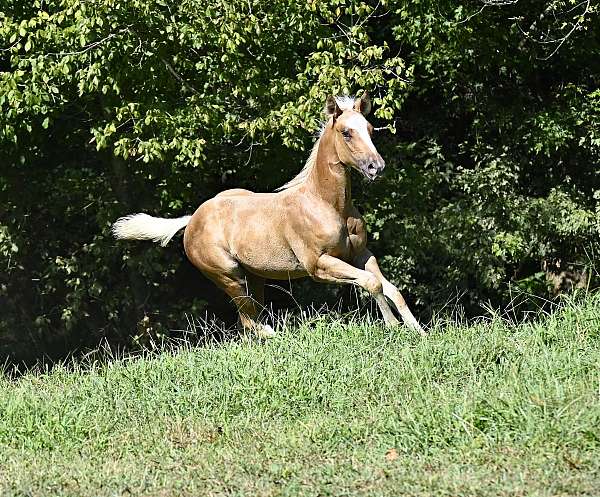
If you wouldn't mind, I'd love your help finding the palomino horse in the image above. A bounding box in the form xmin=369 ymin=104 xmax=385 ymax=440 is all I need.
xmin=113 ymin=93 xmax=424 ymax=337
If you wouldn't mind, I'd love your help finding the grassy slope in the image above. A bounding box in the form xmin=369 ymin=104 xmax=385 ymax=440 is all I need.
xmin=1 ymin=297 xmax=599 ymax=497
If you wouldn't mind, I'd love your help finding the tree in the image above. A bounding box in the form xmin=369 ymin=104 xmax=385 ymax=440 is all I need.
xmin=1 ymin=0 xmax=598 ymax=361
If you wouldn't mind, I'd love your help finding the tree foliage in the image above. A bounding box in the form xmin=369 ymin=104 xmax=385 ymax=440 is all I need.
xmin=1 ymin=0 xmax=599 ymax=360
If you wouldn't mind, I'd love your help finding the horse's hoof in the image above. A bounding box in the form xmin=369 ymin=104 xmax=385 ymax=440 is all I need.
xmin=415 ymin=325 xmax=427 ymax=336
xmin=256 ymin=324 xmax=276 ymax=339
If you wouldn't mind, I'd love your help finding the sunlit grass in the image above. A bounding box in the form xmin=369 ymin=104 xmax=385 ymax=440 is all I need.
xmin=1 ymin=295 xmax=599 ymax=496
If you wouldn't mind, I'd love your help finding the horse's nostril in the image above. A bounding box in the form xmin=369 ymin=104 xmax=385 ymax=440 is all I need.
xmin=367 ymin=163 xmax=377 ymax=173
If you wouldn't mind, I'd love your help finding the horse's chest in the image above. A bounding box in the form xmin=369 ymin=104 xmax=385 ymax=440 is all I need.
xmin=345 ymin=215 xmax=367 ymax=256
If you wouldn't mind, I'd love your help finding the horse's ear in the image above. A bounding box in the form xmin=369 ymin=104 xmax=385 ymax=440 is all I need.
xmin=325 ymin=96 xmax=342 ymax=120
xmin=354 ymin=91 xmax=371 ymax=116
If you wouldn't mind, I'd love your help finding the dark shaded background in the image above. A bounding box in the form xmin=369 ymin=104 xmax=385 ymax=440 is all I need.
xmin=1 ymin=0 xmax=599 ymax=363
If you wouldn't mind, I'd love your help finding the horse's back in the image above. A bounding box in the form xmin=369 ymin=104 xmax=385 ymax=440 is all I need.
xmin=215 ymin=188 xmax=254 ymax=198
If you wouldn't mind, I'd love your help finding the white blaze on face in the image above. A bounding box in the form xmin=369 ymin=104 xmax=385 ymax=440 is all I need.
xmin=345 ymin=113 xmax=377 ymax=155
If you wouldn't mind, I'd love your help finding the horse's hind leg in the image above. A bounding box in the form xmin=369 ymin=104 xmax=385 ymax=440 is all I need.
xmin=243 ymin=273 xmax=275 ymax=338
xmin=354 ymin=250 xmax=425 ymax=335
xmin=203 ymin=262 xmax=275 ymax=338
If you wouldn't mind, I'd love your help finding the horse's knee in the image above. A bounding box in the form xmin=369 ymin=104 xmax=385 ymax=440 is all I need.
xmin=362 ymin=273 xmax=383 ymax=295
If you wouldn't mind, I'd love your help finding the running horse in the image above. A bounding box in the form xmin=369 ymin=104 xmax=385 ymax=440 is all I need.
xmin=113 ymin=93 xmax=424 ymax=337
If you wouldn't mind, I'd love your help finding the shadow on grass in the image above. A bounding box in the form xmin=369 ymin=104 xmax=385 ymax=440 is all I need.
xmin=3 ymin=286 xmax=596 ymax=380
xmin=0 ymin=284 xmax=379 ymax=379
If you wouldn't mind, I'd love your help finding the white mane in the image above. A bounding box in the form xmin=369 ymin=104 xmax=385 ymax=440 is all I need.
xmin=275 ymin=96 xmax=355 ymax=192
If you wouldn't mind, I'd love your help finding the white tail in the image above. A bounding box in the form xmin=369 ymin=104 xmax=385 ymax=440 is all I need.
xmin=112 ymin=213 xmax=192 ymax=247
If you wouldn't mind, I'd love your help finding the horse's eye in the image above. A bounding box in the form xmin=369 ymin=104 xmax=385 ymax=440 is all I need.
xmin=341 ymin=129 xmax=351 ymax=140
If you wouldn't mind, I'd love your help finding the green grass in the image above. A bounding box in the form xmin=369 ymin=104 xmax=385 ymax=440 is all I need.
xmin=1 ymin=297 xmax=599 ymax=496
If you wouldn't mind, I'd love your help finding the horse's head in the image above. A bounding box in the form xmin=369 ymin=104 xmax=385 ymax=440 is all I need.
xmin=325 ymin=92 xmax=385 ymax=181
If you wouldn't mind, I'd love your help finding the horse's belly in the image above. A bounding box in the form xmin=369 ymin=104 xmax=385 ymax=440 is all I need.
xmin=235 ymin=242 xmax=308 ymax=280
xmin=243 ymin=263 xmax=308 ymax=280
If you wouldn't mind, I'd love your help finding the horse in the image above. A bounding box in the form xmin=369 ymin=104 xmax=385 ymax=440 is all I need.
xmin=112 ymin=93 xmax=424 ymax=337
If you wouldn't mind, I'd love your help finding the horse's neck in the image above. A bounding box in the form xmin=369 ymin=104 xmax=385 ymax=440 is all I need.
xmin=305 ymin=126 xmax=352 ymax=214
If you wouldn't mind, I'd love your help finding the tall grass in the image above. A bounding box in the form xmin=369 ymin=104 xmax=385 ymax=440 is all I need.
xmin=1 ymin=295 xmax=599 ymax=496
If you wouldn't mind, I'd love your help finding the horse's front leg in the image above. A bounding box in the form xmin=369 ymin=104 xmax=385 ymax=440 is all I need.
xmin=354 ymin=250 xmax=425 ymax=335
xmin=312 ymin=254 xmax=399 ymax=326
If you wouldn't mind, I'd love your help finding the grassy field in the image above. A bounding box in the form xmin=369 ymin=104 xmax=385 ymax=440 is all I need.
xmin=1 ymin=297 xmax=599 ymax=496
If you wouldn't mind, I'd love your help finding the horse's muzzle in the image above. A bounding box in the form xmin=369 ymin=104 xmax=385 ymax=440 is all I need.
xmin=361 ymin=157 xmax=386 ymax=181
